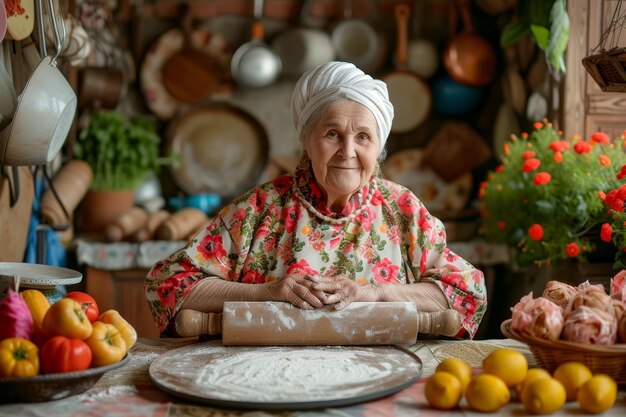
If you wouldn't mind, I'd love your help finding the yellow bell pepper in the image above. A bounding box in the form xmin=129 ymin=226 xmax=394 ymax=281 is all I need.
xmin=42 ymin=298 xmax=93 ymax=340
xmin=98 ymin=309 xmax=137 ymax=352
xmin=0 ymin=338 xmax=39 ymax=378
xmin=21 ymin=289 xmax=50 ymax=345
xmin=86 ymin=321 xmax=126 ymax=367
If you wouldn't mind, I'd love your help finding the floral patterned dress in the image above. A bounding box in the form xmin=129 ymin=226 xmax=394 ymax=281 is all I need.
xmin=146 ymin=158 xmax=487 ymax=338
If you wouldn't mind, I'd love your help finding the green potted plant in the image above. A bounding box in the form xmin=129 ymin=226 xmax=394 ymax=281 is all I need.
xmin=480 ymin=121 xmax=626 ymax=268
xmin=73 ymin=110 xmax=168 ymax=233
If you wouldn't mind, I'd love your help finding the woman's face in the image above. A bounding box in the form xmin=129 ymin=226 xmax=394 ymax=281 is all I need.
xmin=305 ymin=99 xmax=380 ymax=211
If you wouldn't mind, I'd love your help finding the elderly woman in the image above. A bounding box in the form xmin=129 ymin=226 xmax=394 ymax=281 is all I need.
xmin=146 ymin=61 xmax=486 ymax=338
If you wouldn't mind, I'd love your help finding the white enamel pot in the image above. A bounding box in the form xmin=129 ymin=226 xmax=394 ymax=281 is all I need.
xmin=0 ymin=0 xmax=76 ymax=166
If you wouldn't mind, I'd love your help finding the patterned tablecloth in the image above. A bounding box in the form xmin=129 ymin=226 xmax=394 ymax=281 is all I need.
xmin=2 ymin=337 xmax=625 ymax=417
xmin=75 ymin=239 xmax=511 ymax=271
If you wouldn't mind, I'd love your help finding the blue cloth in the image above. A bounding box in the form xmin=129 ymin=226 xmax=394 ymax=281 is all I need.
xmin=24 ymin=176 xmax=66 ymax=267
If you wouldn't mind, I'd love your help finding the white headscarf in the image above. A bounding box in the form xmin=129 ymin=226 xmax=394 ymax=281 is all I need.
xmin=291 ymin=61 xmax=394 ymax=155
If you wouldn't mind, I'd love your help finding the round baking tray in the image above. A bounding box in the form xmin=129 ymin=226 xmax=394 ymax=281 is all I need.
xmin=149 ymin=340 xmax=423 ymax=410
xmin=0 ymin=262 xmax=82 ymax=289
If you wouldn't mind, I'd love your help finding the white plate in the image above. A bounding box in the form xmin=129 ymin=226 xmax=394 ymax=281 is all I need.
xmin=149 ymin=341 xmax=422 ymax=410
xmin=0 ymin=262 xmax=82 ymax=289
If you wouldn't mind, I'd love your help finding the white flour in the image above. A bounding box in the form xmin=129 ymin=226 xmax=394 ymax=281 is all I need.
xmin=150 ymin=343 xmax=422 ymax=404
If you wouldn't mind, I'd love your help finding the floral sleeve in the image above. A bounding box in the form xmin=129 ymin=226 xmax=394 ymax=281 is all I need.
xmin=407 ymin=198 xmax=487 ymax=339
xmin=145 ymin=216 xmax=237 ymax=335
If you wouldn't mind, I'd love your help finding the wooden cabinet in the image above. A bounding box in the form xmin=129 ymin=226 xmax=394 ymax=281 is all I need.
xmin=85 ymin=267 xmax=161 ymax=339
xmin=564 ymin=0 xmax=626 ymax=139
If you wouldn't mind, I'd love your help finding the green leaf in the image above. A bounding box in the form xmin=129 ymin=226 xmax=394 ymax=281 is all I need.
xmin=500 ymin=19 xmax=529 ymax=47
xmin=529 ymin=0 xmax=554 ymax=27
xmin=530 ymin=24 xmax=550 ymax=49
xmin=546 ymin=0 xmax=570 ymax=74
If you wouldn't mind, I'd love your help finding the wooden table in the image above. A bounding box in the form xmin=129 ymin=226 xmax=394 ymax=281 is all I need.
xmin=1 ymin=337 xmax=625 ymax=417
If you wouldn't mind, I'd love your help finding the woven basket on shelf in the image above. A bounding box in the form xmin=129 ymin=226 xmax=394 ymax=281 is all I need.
xmin=582 ymin=48 xmax=626 ymax=93
xmin=501 ymin=319 xmax=626 ymax=383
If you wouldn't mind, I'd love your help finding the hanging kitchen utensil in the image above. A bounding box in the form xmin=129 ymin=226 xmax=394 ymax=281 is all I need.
xmin=443 ymin=0 xmax=496 ymax=87
xmin=230 ymin=0 xmax=281 ymax=89
xmin=0 ymin=0 xmax=76 ymax=166
xmin=381 ymin=3 xmax=431 ymax=134
xmin=165 ymin=102 xmax=269 ymax=199
xmin=140 ymin=26 xmax=232 ymax=120
xmin=331 ymin=0 xmax=386 ymax=74
xmin=4 ymin=0 xmax=34 ymax=40
xmin=431 ymin=74 xmax=482 ymax=117
xmin=0 ymin=57 xmax=16 ymax=130
xmin=0 ymin=166 xmax=34 ymax=262
xmin=0 ymin=0 xmax=7 ymax=42
xmin=161 ymin=3 xmax=221 ymax=103
xmin=406 ymin=0 xmax=439 ymax=79
xmin=271 ymin=0 xmax=335 ymax=78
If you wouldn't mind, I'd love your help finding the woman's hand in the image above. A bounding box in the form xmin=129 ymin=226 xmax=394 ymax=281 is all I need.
xmin=307 ymin=275 xmax=379 ymax=310
xmin=259 ymin=275 xmax=328 ymax=310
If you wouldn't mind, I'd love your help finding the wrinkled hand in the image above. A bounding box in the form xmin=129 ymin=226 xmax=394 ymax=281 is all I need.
xmin=259 ymin=275 xmax=328 ymax=310
xmin=307 ymin=275 xmax=380 ymax=310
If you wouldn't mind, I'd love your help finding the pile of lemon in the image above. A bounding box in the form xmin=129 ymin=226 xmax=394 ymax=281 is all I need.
xmin=424 ymin=348 xmax=618 ymax=414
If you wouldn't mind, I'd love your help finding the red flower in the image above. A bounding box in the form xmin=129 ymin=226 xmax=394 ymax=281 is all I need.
xmin=554 ymin=152 xmax=563 ymax=163
xmin=549 ymin=140 xmax=570 ymax=152
xmin=601 ymin=223 xmax=613 ymax=242
xmin=617 ymin=164 xmax=626 ymax=180
xmin=533 ymin=172 xmax=551 ymax=185
xmin=599 ymin=155 xmax=611 ymax=167
xmin=495 ymin=165 xmax=504 ymax=172
xmin=591 ymin=132 xmax=610 ymax=144
xmin=605 ymin=185 xmax=626 ymax=212
xmin=522 ymin=158 xmax=541 ymax=173
xmin=521 ymin=151 xmax=536 ymax=160
xmin=533 ymin=122 xmax=544 ymax=130
xmin=497 ymin=220 xmax=506 ymax=230
xmin=573 ymin=141 xmax=591 ymax=154
xmin=528 ymin=224 xmax=544 ymax=241
xmin=566 ymin=242 xmax=580 ymax=257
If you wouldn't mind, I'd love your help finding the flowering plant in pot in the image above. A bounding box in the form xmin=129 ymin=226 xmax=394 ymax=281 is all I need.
xmin=480 ymin=121 xmax=626 ymax=267
xmin=599 ymin=154 xmax=626 ymax=269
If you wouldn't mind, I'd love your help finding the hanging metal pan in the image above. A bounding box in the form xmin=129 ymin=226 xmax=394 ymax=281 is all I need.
xmin=381 ymin=3 xmax=431 ymax=134
xmin=443 ymin=0 xmax=496 ymax=87
xmin=165 ymin=102 xmax=269 ymax=200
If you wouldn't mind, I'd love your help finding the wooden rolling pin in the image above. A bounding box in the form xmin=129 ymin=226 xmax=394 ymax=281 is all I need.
xmin=175 ymin=301 xmax=463 ymax=345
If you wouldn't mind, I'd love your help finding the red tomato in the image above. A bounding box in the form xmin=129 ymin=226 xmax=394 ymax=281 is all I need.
xmin=40 ymin=335 xmax=92 ymax=373
xmin=65 ymin=291 xmax=99 ymax=323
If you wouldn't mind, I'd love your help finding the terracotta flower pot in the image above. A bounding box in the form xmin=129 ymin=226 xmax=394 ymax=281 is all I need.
xmin=78 ymin=190 xmax=135 ymax=234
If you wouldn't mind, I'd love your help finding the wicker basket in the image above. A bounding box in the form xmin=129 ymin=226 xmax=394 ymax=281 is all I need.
xmin=582 ymin=48 xmax=626 ymax=93
xmin=501 ymin=319 xmax=626 ymax=383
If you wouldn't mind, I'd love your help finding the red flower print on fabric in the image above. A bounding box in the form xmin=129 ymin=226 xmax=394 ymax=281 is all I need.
xmin=242 ymin=270 xmax=266 ymax=283
xmin=282 ymin=205 xmax=299 ymax=233
xmin=272 ymin=175 xmax=292 ymax=194
xmin=356 ymin=206 xmax=375 ymax=232
xmin=372 ymin=258 xmax=400 ymax=283
xmin=287 ymin=259 xmax=318 ymax=276
xmin=418 ymin=207 xmax=432 ymax=233
xmin=198 ymin=235 xmax=227 ymax=260
xmin=397 ymin=193 xmax=419 ymax=215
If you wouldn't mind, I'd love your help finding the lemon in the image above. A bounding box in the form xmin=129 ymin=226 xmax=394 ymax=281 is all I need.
xmin=424 ymin=371 xmax=463 ymax=410
xmin=482 ymin=348 xmax=528 ymax=388
xmin=521 ymin=377 xmax=566 ymax=414
xmin=553 ymin=361 xmax=593 ymax=401
xmin=465 ymin=374 xmax=511 ymax=412
xmin=577 ymin=374 xmax=618 ymax=414
xmin=516 ymin=367 xmax=552 ymax=399
xmin=436 ymin=358 xmax=472 ymax=391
